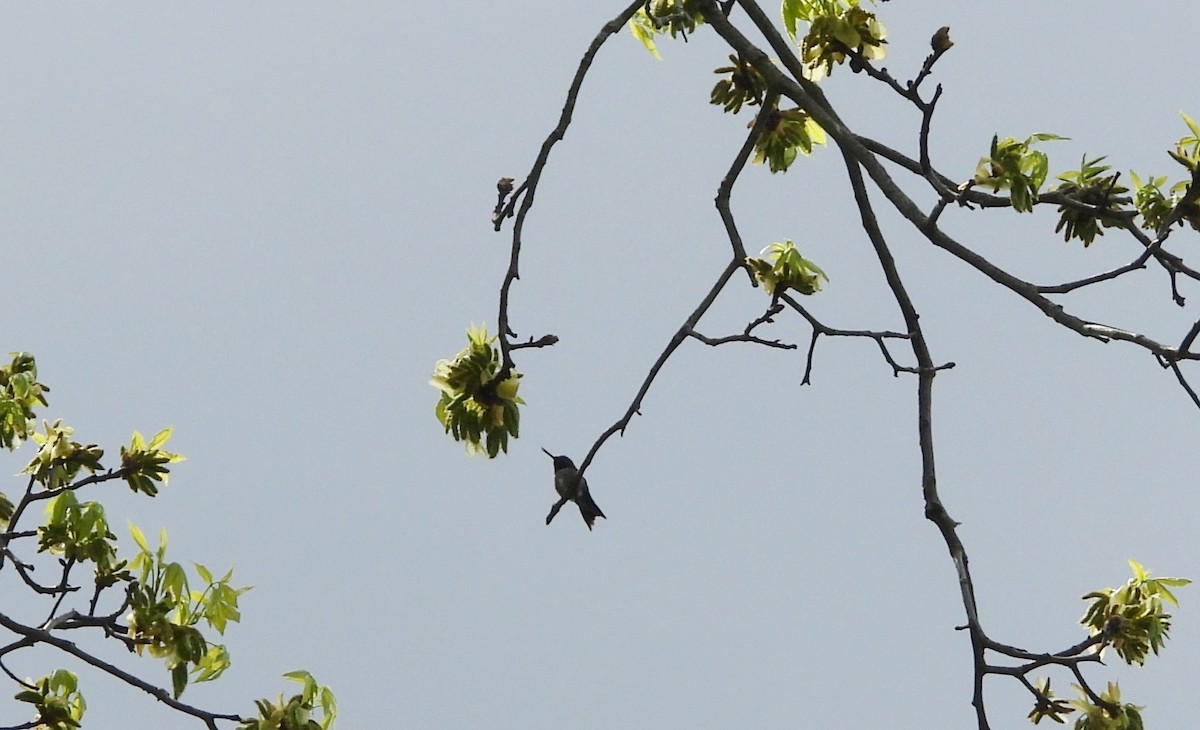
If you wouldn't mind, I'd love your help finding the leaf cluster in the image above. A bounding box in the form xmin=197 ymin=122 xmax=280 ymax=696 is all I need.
xmin=1053 ymin=156 xmax=1129 ymax=246
xmin=973 ymin=133 xmax=1064 ymax=213
xmin=14 ymin=669 xmax=85 ymax=730
xmin=1167 ymin=111 xmax=1200 ymax=175
xmin=1070 ymin=682 xmax=1144 ymax=730
xmin=782 ymin=0 xmax=887 ymax=79
xmin=974 ymin=115 xmax=1200 ymax=241
xmin=241 ymin=671 xmax=337 ymax=730
xmin=0 ymin=351 xmax=49 ymax=449
xmin=1026 ymin=677 xmax=1073 ymax=725
xmin=1028 ymin=678 xmax=1145 ymax=729
xmin=120 ymin=427 xmax=186 ymax=496
xmin=710 ymin=54 xmax=767 ymax=114
xmin=1079 ymin=559 xmax=1189 ymax=666
xmin=1024 ymin=560 xmax=1187 ymax=726
xmin=430 ymin=324 xmax=524 ymax=458
xmin=1128 ymin=113 xmax=1200 ymax=233
xmin=753 ymin=107 xmax=827 ymax=173
xmin=126 ymin=524 xmax=248 ymax=698
xmin=628 ymin=0 xmax=706 ymax=59
xmin=2 ymin=353 xmax=336 ymax=727
xmin=1127 ymin=172 xmax=1176 ymax=233
xmin=38 ymin=491 xmax=125 ymax=579
xmin=745 ymin=240 xmax=829 ymax=295
xmin=21 ymin=420 xmax=104 ymax=491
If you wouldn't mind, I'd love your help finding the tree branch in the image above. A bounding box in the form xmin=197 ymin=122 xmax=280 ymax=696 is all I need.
xmin=492 ymin=0 xmax=645 ymax=369
xmin=0 ymin=612 xmax=245 ymax=728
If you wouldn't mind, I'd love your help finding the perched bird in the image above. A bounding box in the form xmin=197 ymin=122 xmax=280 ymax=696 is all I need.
xmin=541 ymin=447 xmax=606 ymax=530
xmin=930 ymin=26 xmax=953 ymax=54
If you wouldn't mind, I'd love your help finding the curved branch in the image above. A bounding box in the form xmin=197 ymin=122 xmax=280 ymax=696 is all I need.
xmin=577 ymin=258 xmax=743 ymax=476
xmin=0 ymin=612 xmax=245 ymax=728
xmin=776 ymin=293 xmax=925 ymax=381
xmin=718 ymin=92 xmax=781 ymax=285
xmin=493 ymin=1 xmax=645 ymax=368
xmin=835 ymin=144 xmax=994 ymax=726
xmin=576 ymin=67 xmax=777 ymax=476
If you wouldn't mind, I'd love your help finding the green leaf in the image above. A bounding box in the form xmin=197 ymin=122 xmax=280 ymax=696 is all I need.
xmin=628 ymin=10 xmax=662 ymax=60
xmin=192 ymin=645 xmax=231 ymax=683
xmin=1155 ymin=577 xmax=1192 ymax=587
xmin=1182 ymin=111 xmax=1200 ymax=140
xmin=171 ymin=663 xmax=188 ymax=699
xmin=164 ymin=561 xmax=188 ymax=601
xmin=148 ymin=426 xmax=173 ymax=450
xmin=781 ymin=0 xmax=804 ymax=39
xmin=1028 ymin=132 xmax=1068 ymax=144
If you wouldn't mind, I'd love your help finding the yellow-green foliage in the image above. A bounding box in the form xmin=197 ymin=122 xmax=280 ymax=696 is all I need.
xmin=1052 ymin=155 xmax=1129 ymax=246
xmin=431 ymin=324 xmax=524 ymax=458
xmin=973 ymin=133 xmax=1064 ymax=213
xmin=753 ymin=108 xmax=827 ymax=173
xmin=745 ymin=241 xmax=828 ymax=295
xmin=1079 ymin=559 xmax=1189 ymax=666
xmin=782 ymin=0 xmax=887 ymax=79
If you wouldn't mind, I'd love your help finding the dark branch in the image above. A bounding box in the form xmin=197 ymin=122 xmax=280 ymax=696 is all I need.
xmin=493 ymin=0 xmax=646 ymax=369
xmin=0 ymin=611 xmax=246 ymax=727
xmin=577 ymin=259 xmax=744 ymax=477
xmin=685 ymin=326 xmax=796 ymax=350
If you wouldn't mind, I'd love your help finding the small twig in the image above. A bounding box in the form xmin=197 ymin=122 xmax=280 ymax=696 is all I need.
xmin=910 ymin=26 xmax=954 ymax=91
xmin=1169 ymin=269 xmax=1186 ymax=306
xmin=918 ymin=86 xmax=958 ymax=201
xmin=985 ymin=632 xmax=1103 ymax=663
xmin=745 ymin=301 xmax=784 ymax=334
xmin=2 ymin=549 xmax=73 ymax=596
xmin=685 ymin=326 xmax=796 ymax=350
xmin=1167 ymin=360 xmax=1200 ymax=410
xmin=44 ymin=558 xmax=80 ymax=623
xmin=1067 ymin=662 xmax=1120 ymax=716
xmin=776 ymin=293 xmax=919 ymax=381
xmin=1178 ymin=318 xmax=1200 ymax=354
xmin=0 ymin=637 xmax=38 ymax=686
xmin=1034 ymin=257 xmax=1150 ymax=294
xmin=843 ymin=50 xmax=909 ymax=98
xmin=509 ymin=334 xmax=560 ymax=351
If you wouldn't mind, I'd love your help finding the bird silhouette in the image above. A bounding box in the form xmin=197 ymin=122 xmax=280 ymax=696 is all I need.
xmin=541 ymin=447 xmax=606 ymax=530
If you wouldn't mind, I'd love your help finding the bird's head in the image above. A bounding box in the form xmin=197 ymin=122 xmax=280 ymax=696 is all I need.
xmin=540 ymin=447 xmax=576 ymax=472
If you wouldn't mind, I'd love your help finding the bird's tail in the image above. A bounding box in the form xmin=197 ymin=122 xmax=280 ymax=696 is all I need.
xmin=577 ymin=492 xmax=606 ymax=531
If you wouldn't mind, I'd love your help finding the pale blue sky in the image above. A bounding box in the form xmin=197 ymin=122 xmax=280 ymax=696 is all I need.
xmin=2 ymin=3 xmax=1198 ymax=728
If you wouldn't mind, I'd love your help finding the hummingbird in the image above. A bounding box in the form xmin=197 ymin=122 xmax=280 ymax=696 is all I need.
xmin=541 ymin=447 xmax=606 ymax=530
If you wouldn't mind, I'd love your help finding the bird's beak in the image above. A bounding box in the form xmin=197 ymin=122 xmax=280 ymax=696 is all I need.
xmin=541 ymin=447 xmax=556 ymax=459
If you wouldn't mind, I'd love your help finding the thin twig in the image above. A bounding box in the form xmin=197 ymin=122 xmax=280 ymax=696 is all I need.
xmin=685 ymin=327 xmax=796 ymax=350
